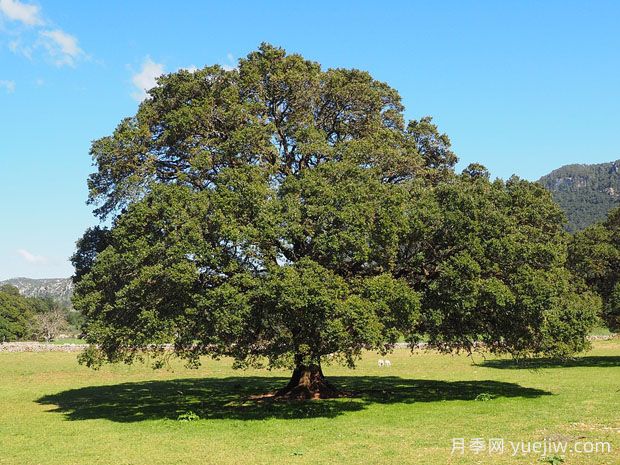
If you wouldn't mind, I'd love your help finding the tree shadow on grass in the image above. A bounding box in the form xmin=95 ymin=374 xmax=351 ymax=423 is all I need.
xmin=481 ymin=356 xmax=620 ymax=370
xmin=37 ymin=376 xmax=550 ymax=422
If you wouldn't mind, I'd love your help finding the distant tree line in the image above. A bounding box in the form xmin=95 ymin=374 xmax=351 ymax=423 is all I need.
xmin=0 ymin=285 xmax=82 ymax=342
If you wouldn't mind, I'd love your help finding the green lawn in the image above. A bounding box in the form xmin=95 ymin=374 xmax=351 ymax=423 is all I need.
xmin=50 ymin=338 xmax=85 ymax=345
xmin=0 ymin=341 xmax=618 ymax=465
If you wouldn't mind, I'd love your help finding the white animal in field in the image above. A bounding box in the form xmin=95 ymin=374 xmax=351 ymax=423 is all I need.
xmin=377 ymin=359 xmax=385 ymax=367
xmin=384 ymin=359 xmax=392 ymax=367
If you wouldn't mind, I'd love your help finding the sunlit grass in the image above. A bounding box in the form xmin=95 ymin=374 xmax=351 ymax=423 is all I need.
xmin=0 ymin=341 xmax=618 ymax=465
xmin=50 ymin=338 xmax=85 ymax=345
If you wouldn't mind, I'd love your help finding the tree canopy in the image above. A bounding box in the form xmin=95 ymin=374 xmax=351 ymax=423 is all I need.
xmin=0 ymin=285 xmax=34 ymax=341
xmin=413 ymin=172 xmax=598 ymax=357
xmin=569 ymin=206 xmax=620 ymax=331
xmin=74 ymin=44 xmax=598 ymax=398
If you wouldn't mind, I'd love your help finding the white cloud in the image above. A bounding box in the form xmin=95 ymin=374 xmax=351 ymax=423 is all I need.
xmin=8 ymin=38 xmax=33 ymax=59
xmin=17 ymin=249 xmax=47 ymax=264
xmin=131 ymin=56 xmax=165 ymax=102
xmin=39 ymin=29 xmax=84 ymax=67
xmin=222 ymin=53 xmax=236 ymax=71
xmin=0 ymin=0 xmax=43 ymax=26
xmin=1 ymin=2 xmax=86 ymax=67
xmin=0 ymin=79 xmax=15 ymax=93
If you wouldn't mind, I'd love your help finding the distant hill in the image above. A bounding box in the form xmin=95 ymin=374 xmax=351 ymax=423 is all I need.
xmin=0 ymin=278 xmax=73 ymax=306
xmin=538 ymin=160 xmax=620 ymax=232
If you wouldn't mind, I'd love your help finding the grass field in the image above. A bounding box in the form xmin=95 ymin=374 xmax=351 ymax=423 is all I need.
xmin=1 ymin=341 xmax=618 ymax=465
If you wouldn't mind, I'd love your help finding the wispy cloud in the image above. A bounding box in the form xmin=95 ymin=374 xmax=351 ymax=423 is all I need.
xmin=0 ymin=79 xmax=15 ymax=93
xmin=129 ymin=56 xmax=234 ymax=102
xmin=222 ymin=53 xmax=236 ymax=71
xmin=17 ymin=249 xmax=47 ymax=264
xmin=131 ymin=56 xmax=165 ymax=102
xmin=8 ymin=38 xmax=33 ymax=59
xmin=39 ymin=29 xmax=83 ymax=67
xmin=0 ymin=0 xmax=43 ymax=26
xmin=0 ymin=0 xmax=85 ymax=67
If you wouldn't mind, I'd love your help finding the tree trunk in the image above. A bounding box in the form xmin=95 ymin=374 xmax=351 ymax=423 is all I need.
xmin=274 ymin=364 xmax=342 ymax=400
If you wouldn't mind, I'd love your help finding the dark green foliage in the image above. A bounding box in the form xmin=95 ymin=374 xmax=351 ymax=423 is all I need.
xmin=72 ymin=227 xmax=111 ymax=282
xmin=30 ymin=296 xmax=60 ymax=314
xmin=74 ymin=44 xmax=597 ymax=376
xmin=608 ymin=283 xmax=620 ymax=331
xmin=398 ymin=175 xmax=599 ymax=357
xmin=461 ymin=163 xmax=489 ymax=180
xmin=0 ymin=284 xmax=21 ymax=296
xmin=66 ymin=310 xmax=85 ymax=330
xmin=74 ymin=174 xmax=422 ymax=369
xmin=0 ymin=286 xmax=34 ymax=341
xmin=538 ymin=160 xmax=620 ymax=232
xmin=569 ymin=206 xmax=620 ymax=331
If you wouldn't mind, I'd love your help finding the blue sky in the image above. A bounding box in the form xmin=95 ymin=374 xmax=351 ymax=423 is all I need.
xmin=1 ymin=0 xmax=619 ymax=280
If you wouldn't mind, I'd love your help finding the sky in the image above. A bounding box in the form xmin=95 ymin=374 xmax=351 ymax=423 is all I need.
xmin=1 ymin=0 xmax=619 ymax=280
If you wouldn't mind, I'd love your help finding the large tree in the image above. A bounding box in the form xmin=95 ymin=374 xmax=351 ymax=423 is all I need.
xmin=74 ymin=44 xmax=597 ymax=398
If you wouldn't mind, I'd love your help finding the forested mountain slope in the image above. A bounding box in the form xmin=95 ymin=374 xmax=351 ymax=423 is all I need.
xmin=538 ymin=160 xmax=620 ymax=232
xmin=0 ymin=278 xmax=73 ymax=306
